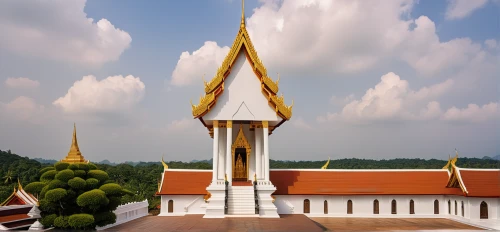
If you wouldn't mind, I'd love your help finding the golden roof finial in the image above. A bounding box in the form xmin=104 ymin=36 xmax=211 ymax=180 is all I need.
xmin=69 ymin=123 xmax=80 ymax=153
xmin=241 ymin=0 xmax=245 ymax=27
xmin=321 ymin=157 xmax=330 ymax=169
xmin=17 ymin=178 xmax=22 ymax=190
xmin=277 ymin=73 xmax=280 ymax=84
xmin=161 ymin=155 xmax=169 ymax=170
xmin=442 ymin=154 xmax=452 ymax=170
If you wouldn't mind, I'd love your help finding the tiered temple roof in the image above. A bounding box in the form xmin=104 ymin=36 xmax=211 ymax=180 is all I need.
xmin=0 ymin=180 xmax=38 ymax=206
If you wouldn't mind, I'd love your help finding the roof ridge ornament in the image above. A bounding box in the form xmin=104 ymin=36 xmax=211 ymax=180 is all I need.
xmin=161 ymin=155 xmax=169 ymax=170
xmin=241 ymin=0 xmax=245 ymax=27
xmin=321 ymin=157 xmax=330 ymax=169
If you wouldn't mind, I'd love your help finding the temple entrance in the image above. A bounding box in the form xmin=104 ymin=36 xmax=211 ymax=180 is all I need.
xmin=232 ymin=124 xmax=251 ymax=181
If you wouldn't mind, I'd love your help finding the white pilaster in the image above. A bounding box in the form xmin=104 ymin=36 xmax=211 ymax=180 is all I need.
xmin=212 ymin=121 xmax=219 ymax=181
xmin=218 ymin=129 xmax=226 ymax=179
xmin=255 ymin=127 xmax=262 ymax=180
xmin=263 ymin=121 xmax=270 ymax=181
xmin=226 ymin=121 xmax=233 ymax=182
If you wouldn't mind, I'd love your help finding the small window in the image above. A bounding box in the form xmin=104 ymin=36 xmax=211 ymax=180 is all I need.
xmin=373 ymin=200 xmax=379 ymax=214
xmin=409 ymin=200 xmax=415 ymax=214
xmin=304 ymin=199 xmax=310 ymax=214
xmin=434 ymin=200 xmax=439 ymax=214
xmin=324 ymin=200 xmax=328 ymax=214
xmin=448 ymin=200 xmax=451 ymax=214
xmin=461 ymin=201 xmax=464 ymax=217
xmin=168 ymin=200 xmax=174 ymax=213
xmin=455 ymin=200 xmax=457 ymax=215
xmin=480 ymin=201 xmax=488 ymax=219
xmin=347 ymin=200 xmax=353 ymax=214
xmin=391 ymin=199 xmax=397 ymax=214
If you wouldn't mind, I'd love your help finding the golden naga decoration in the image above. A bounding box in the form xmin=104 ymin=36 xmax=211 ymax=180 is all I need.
xmin=321 ymin=157 xmax=330 ymax=169
xmin=161 ymin=155 xmax=169 ymax=170
xmin=270 ymin=94 xmax=293 ymax=119
xmin=271 ymin=195 xmax=276 ymax=203
xmin=191 ymin=92 xmax=216 ymax=117
xmin=442 ymin=150 xmax=459 ymax=170
xmin=204 ymin=192 xmax=212 ymax=202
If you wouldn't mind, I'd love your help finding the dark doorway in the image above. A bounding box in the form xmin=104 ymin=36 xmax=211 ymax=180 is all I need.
xmin=391 ymin=200 xmax=397 ymax=214
xmin=434 ymin=200 xmax=439 ymax=214
xmin=234 ymin=148 xmax=247 ymax=181
xmin=410 ymin=200 xmax=415 ymax=214
xmin=168 ymin=200 xmax=173 ymax=213
xmin=480 ymin=201 xmax=488 ymax=219
xmin=304 ymin=199 xmax=310 ymax=214
xmin=347 ymin=200 xmax=353 ymax=214
xmin=373 ymin=200 xmax=379 ymax=214
xmin=324 ymin=200 xmax=328 ymax=214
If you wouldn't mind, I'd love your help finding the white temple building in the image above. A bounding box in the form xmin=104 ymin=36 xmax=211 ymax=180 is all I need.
xmin=156 ymin=2 xmax=500 ymax=230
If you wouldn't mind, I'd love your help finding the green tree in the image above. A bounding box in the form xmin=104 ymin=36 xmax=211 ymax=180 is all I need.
xmin=24 ymin=162 xmax=134 ymax=230
xmin=3 ymin=170 xmax=14 ymax=184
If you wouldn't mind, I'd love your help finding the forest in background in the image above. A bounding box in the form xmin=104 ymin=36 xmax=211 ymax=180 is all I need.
xmin=1 ymin=149 xmax=499 ymax=210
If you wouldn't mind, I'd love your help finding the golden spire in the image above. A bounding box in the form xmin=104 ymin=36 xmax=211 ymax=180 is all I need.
xmin=17 ymin=178 xmax=22 ymax=190
xmin=161 ymin=155 xmax=169 ymax=170
xmin=241 ymin=0 xmax=245 ymax=27
xmin=61 ymin=123 xmax=87 ymax=163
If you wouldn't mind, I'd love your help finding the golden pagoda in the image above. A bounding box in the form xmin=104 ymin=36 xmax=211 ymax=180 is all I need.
xmin=61 ymin=123 xmax=87 ymax=163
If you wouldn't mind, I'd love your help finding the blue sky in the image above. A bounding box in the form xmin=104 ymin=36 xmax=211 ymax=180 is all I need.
xmin=0 ymin=0 xmax=498 ymax=162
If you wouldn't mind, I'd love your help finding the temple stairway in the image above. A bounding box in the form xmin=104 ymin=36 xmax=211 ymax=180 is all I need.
xmin=227 ymin=186 xmax=256 ymax=215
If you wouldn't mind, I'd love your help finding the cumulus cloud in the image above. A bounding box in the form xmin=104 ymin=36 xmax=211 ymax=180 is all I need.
xmin=442 ymin=102 xmax=498 ymax=122
xmin=330 ymin=94 xmax=355 ymax=106
xmin=167 ymin=118 xmax=196 ymax=131
xmin=5 ymin=77 xmax=40 ymax=89
xmin=170 ymin=0 xmax=489 ymax=83
xmin=53 ymin=75 xmax=145 ymax=114
xmin=0 ymin=0 xmax=131 ymax=66
xmin=170 ymin=41 xmax=230 ymax=86
xmin=445 ymin=0 xmax=488 ymax=20
xmin=485 ymin=39 xmax=498 ymax=50
xmin=1 ymin=96 xmax=45 ymax=123
xmin=291 ymin=117 xmax=313 ymax=130
xmin=317 ymin=72 xmax=454 ymax=123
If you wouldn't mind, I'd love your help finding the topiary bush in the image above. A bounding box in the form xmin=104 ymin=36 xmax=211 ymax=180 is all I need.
xmin=87 ymin=170 xmax=109 ymax=183
xmin=23 ymin=161 xmax=133 ymax=230
xmin=55 ymin=169 xmax=74 ymax=182
xmin=24 ymin=182 xmax=45 ymax=196
xmin=68 ymin=214 xmax=95 ymax=230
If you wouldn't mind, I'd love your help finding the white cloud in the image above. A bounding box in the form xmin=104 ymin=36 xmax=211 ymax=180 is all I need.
xmin=330 ymin=94 xmax=355 ymax=106
xmin=5 ymin=77 xmax=40 ymax=89
xmin=171 ymin=0 xmax=489 ymax=83
xmin=167 ymin=118 xmax=195 ymax=131
xmin=485 ymin=39 xmax=498 ymax=50
xmin=442 ymin=102 xmax=499 ymax=122
xmin=170 ymin=41 xmax=230 ymax=86
xmin=0 ymin=0 xmax=131 ymax=66
xmin=445 ymin=0 xmax=488 ymax=20
xmin=1 ymin=96 xmax=45 ymax=123
xmin=291 ymin=117 xmax=313 ymax=130
xmin=318 ymin=72 xmax=453 ymax=123
xmin=53 ymin=75 xmax=145 ymax=114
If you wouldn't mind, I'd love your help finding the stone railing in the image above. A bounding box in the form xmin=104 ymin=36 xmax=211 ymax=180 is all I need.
xmin=184 ymin=197 xmax=201 ymax=212
xmin=284 ymin=200 xmax=294 ymax=214
xmin=96 ymin=200 xmax=148 ymax=230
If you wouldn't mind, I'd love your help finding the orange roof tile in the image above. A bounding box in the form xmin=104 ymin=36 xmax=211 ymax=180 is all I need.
xmin=157 ymin=171 xmax=211 ymax=195
xmin=459 ymin=169 xmax=500 ymax=197
xmin=0 ymin=214 xmax=30 ymax=223
xmin=270 ymin=170 xmax=463 ymax=195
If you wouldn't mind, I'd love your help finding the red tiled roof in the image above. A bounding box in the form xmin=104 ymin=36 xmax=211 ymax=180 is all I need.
xmin=0 ymin=214 xmax=30 ymax=223
xmin=157 ymin=171 xmax=211 ymax=195
xmin=270 ymin=170 xmax=463 ymax=195
xmin=459 ymin=169 xmax=500 ymax=197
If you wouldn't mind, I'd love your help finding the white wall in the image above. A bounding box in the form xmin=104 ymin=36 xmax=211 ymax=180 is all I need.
xmin=159 ymin=195 xmax=207 ymax=216
xmin=203 ymin=50 xmax=281 ymax=122
xmin=96 ymin=200 xmax=149 ymax=230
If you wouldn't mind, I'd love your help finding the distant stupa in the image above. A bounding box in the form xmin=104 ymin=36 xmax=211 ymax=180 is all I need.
xmin=61 ymin=123 xmax=88 ymax=163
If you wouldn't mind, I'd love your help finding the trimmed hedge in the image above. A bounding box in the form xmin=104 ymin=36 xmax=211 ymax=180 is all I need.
xmin=85 ymin=178 xmax=99 ymax=189
xmin=40 ymin=170 xmax=57 ymax=182
xmin=68 ymin=214 xmax=94 ymax=230
xmin=68 ymin=164 xmax=79 ymax=170
xmin=99 ymin=183 xmax=122 ymax=196
xmin=39 ymin=199 xmax=57 ymax=214
xmin=54 ymin=162 xmax=70 ymax=171
xmin=39 ymin=185 xmax=50 ymax=199
xmin=24 ymin=182 xmax=45 ymax=195
xmin=77 ymin=189 xmax=109 ymax=209
xmin=45 ymin=188 xmax=67 ymax=202
xmin=40 ymin=213 xmax=57 ymax=227
xmin=87 ymin=170 xmax=109 ymax=182
xmin=39 ymin=167 xmax=55 ymax=175
xmin=88 ymin=163 xmax=98 ymax=170
xmin=68 ymin=177 xmax=86 ymax=190
xmin=47 ymin=179 xmax=67 ymax=190
xmin=55 ymin=169 xmax=75 ymax=182
xmin=94 ymin=211 xmax=116 ymax=227
xmin=74 ymin=170 xmax=86 ymax=178
xmin=54 ymin=216 xmax=70 ymax=229
xmin=77 ymin=163 xmax=89 ymax=171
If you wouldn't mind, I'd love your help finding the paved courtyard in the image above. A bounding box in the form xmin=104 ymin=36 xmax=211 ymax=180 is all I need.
xmin=104 ymin=215 xmax=483 ymax=232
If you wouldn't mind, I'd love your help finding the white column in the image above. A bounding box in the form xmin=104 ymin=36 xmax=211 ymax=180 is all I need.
xmin=225 ymin=121 xmax=233 ymax=182
xmin=255 ymin=127 xmax=262 ymax=180
xmin=263 ymin=121 xmax=270 ymax=181
xmin=212 ymin=121 xmax=219 ymax=182
xmin=218 ymin=129 xmax=225 ymax=180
